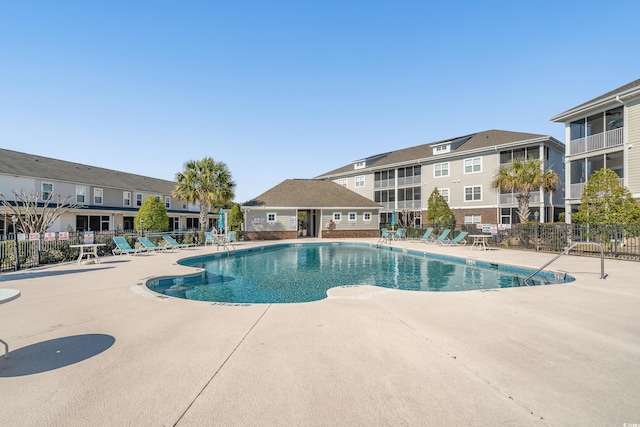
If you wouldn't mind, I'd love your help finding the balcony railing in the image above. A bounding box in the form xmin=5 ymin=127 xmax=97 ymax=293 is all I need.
xmin=569 ymin=178 xmax=625 ymax=199
xmin=569 ymin=127 xmax=624 ymax=156
xmin=499 ymin=191 xmax=541 ymax=205
xmin=374 ymin=179 xmax=395 ymax=189
xmin=397 ymin=200 xmax=422 ymax=210
xmin=397 ymin=175 xmax=421 ymax=187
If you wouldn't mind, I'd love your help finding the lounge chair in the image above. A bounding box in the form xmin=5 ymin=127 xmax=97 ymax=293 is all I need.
xmin=112 ymin=236 xmax=146 ymax=256
xmin=439 ymin=231 xmax=468 ymax=246
xmin=138 ymin=237 xmax=170 ymax=252
xmin=425 ymin=229 xmax=450 ymax=244
xmin=162 ymin=236 xmax=195 ymax=250
xmin=415 ymin=228 xmax=434 ymax=243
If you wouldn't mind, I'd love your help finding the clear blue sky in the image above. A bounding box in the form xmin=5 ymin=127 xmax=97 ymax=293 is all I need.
xmin=2 ymin=1 xmax=639 ymax=203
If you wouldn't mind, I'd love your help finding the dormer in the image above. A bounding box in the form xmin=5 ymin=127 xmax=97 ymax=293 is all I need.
xmin=432 ymin=143 xmax=451 ymax=155
xmin=354 ymin=160 xmax=366 ymax=170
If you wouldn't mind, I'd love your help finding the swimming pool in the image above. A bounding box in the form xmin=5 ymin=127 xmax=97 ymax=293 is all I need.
xmin=146 ymin=243 xmax=574 ymax=304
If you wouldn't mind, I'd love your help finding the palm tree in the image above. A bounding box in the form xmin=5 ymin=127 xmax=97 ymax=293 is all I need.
xmin=491 ymin=158 xmax=559 ymax=223
xmin=173 ymin=157 xmax=236 ymax=230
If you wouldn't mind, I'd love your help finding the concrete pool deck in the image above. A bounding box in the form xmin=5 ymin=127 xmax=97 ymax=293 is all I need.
xmin=0 ymin=238 xmax=639 ymax=426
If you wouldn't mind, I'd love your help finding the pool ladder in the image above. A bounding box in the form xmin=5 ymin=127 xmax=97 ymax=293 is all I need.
xmin=523 ymin=241 xmax=606 ymax=286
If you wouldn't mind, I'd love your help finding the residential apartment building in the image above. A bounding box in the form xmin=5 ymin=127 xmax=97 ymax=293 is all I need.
xmin=0 ymin=148 xmax=203 ymax=234
xmin=550 ymin=78 xmax=640 ymax=223
xmin=316 ymin=130 xmax=565 ymax=227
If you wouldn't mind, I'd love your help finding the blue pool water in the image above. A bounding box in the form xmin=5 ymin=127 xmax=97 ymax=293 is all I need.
xmin=147 ymin=243 xmax=573 ymax=304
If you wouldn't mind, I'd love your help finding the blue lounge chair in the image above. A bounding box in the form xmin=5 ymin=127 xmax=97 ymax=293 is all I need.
xmin=112 ymin=236 xmax=146 ymax=256
xmin=426 ymin=229 xmax=450 ymax=244
xmin=439 ymin=231 xmax=468 ymax=246
xmin=416 ymin=228 xmax=434 ymax=243
xmin=162 ymin=236 xmax=195 ymax=250
xmin=138 ymin=237 xmax=170 ymax=252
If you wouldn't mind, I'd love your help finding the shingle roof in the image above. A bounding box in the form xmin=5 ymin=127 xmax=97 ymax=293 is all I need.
xmin=316 ymin=129 xmax=548 ymax=177
xmin=0 ymin=148 xmax=177 ymax=194
xmin=551 ymin=78 xmax=640 ymax=121
xmin=243 ymin=179 xmax=381 ymax=208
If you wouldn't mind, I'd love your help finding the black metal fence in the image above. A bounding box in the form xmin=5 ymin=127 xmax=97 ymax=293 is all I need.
xmin=0 ymin=230 xmax=202 ymax=272
xmin=2 ymin=223 xmax=639 ymax=272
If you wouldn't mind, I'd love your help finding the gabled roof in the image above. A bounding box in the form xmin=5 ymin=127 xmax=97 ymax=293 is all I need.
xmin=550 ymin=78 xmax=640 ymax=122
xmin=316 ymin=129 xmax=549 ymax=178
xmin=0 ymin=148 xmax=177 ymax=194
xmin=243 ymin=179 xmax=381 ymax=209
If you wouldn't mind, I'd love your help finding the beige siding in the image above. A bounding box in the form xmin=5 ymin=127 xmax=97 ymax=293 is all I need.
xmin=245 ymin=209 xmax=297 ymax=232
xmin=627 ymin=98 xmax=640 ymax=194
xmin=322 ymin=210 xmax=379 ymax=231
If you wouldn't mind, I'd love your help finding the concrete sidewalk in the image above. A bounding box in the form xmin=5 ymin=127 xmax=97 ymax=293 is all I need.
xmin=0 ymin=239 xmax=638 ymax=426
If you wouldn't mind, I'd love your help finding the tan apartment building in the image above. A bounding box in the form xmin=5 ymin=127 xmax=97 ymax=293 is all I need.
xmin=316 ymin=130 xmax=566 ymax=227
xmin=0 ymin=148 xmax=203 ymax=234
xmin=550 ymin=78 xmax=640 ymax=223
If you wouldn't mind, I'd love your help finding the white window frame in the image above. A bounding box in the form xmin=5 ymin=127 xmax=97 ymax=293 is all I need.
xmin=164 ymin=196 xmax=171 ymax=209
xmin=464 ymin=157 xmax=482 ymax=174
xmin=267 ymin=212 xmax=277 ymax=224
xmin=348 ymin=212 xmax=357 ymax=222
xmin=434 ymin=162 xmax=449 ymax=178
xmin=433 ymin=144 xmax=450 ymax=154
xmin=355 ymin=175 xmax=365 ymax=188
xmin=464 ymin=185 xmax=482 ymax=202
xmin=464 ymin=214 xmax=482 ymax=224
xmin=41 ymin=182 xmax=53 ymax=201
xmin=136 ymin=193 xmax=143 ymax=207
xmin=333 ymin=212 xmax=342 ymax=222
xmin=354 ymin=161 xmax=366 ymax=169
xmin=182 ymin=203 xmax=188 ymax=210
xmin=438 ymin=188 xmax=450 ymax=202
xmin=337 ymin=178 xmax=347 ymax=187
xmin=363 ymin=212 xmax=372 ymax=222
xmin=94 ymin=188 xmax=103 ymax=205
xmin=123 ymin=191 xmax=132 ymax=207
xmin=75 ymin=186 xmax=87 ymax=204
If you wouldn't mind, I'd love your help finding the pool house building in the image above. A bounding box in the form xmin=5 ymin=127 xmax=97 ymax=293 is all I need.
xmin=550 ymin=78 xmax=640 ymax=223
xmin=315 ymin=129 xmax=566 ymax=227
xmin=242 ymin=179 xmax=382 ymax=240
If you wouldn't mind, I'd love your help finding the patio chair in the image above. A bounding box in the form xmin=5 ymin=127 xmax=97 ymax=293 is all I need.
xmin=415 ymin=228 xmax=434 ymax=243
xmin=378 ymin=228 xmax=391 ymax=244
xmin=425 ymin=229 xmax=450 ymax=244
xmin=162 ymin=235 xmax=195 ymax=250
xmin=112 ymin=236 xmax=146 ymax=256
xmin=439 ymin=231 xmax=468 ymax=246
xmin=395 ymin=228 xmax=407 ymax=240
xmin=218 ymin=231 xmax=236 ymax=251
xmin=138 ymin=237 xmax=170 ymax=252
xmin=204 ymin=232 xmax=219 ymax=246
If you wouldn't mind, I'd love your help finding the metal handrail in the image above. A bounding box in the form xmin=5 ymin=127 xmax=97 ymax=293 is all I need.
xmin=524 ymin=241 xmax=606 ymax=285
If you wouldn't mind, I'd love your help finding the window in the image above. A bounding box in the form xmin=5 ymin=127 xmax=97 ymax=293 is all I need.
xmin=76 ymin=186 xmax=87 ymax=204
xmin=438 ymin=188 xmax=450 ymax=202
xmin=94 ymin=188 xmax=103 ymax=205
xmin=433 ymin=144 xmax=450 ymax=154
xmin=434 ymin=162 xmax=449 ymax=177
xmin=123 ymin=191 xmax=132 ymax=207
xmin=354 ymin=161 xmax=366 ymax=169
xmin=348 ymin=212 xmax=357 ymax=222
xmin=333 ymin=212 xmax=342 ymax=222
xmin=136 ymin=193 xmax=143 ymax=207
xmin=363 ymin=212 xmax=372 ymax=222
xmin=267 ymin=212 xmax=277 ymax=223
xmin=464 ymin=215 xmax=482 ymax=224
xmin=164 ymin=196 xmax=171 ymax=209
xmin=338 ymin=178 xmax=347 ymax=187
xmin=464 ymin=157 xmax=482 ymax=174
xmin=182 ymin=203 xmax=188 ymax=210
xmin=355 ymin=175 xmax=365 ymax=188
xmin=464 ymin=186 xmax=482 ymax=201
xmin=41 ymin=182 xmax=53 ymax=200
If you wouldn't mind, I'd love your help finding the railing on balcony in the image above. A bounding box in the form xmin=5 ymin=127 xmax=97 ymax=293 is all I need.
xmin=397 ymin=200 xmax=422 ymax=210
xmin=499 ymin=191 xmax=541 ymax=205
xmin=569 ymin=127 xmax=624 ymax=156
xmin=569 ymin=178 xmax=625 ymax=199
xmin=397 ymin=175 xmax=421 ymax=187
xmin=374 ymin=179 xmax=395 ymax=189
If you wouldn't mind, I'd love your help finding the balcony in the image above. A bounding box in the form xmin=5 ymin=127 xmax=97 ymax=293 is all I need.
xmin=397 ymin=175 xmax=421 ymax=187
xmin=499 ymin=191 xmax=541 ymax=205
xmin=569 ymin=127 xmax=624 ymax=156
xmin=374 ymin=179 xmax=394 ymax=189
xmin=569 ymin=178 xmax=625 ymax=200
